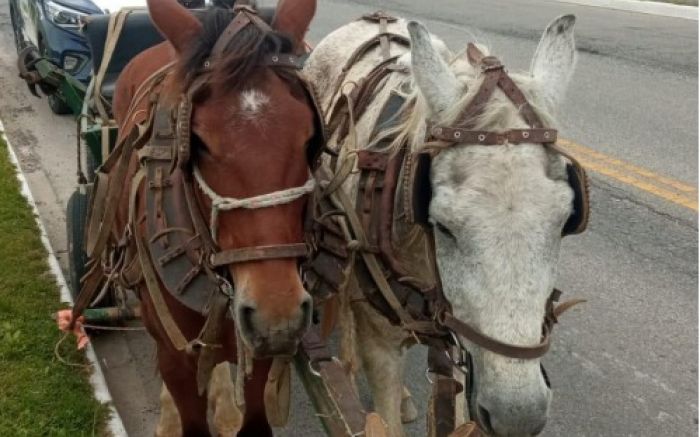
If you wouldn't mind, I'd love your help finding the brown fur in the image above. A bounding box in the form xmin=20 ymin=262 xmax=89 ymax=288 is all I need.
xmin=111 ymin=0 xmax=317 ymax=434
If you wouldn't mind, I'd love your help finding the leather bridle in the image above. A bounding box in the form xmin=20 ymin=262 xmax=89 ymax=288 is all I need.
xmin=429 ymin=43 xmax=555 ymax=145
xmin=412 ymin=45 xmax=585 ymax=361
xmin=178 ymin=4 xmax=315 ymax=267
xmin=440 ymin=290 xmax=585 ymax=361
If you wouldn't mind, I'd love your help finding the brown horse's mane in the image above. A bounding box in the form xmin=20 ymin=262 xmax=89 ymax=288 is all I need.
xmin=175 ymin=6 xmax=295 ymax=98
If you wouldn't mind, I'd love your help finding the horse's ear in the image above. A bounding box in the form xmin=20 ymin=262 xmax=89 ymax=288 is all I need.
xmin=272 ymin=0 xmax=316 ymax=51
xmin=147 ymin=0 xmax=203 ymax=54
xmin=530 ymin=14 xmax=577 ymax=111
xmin=408 ymin=21 xmax=460 ymax=119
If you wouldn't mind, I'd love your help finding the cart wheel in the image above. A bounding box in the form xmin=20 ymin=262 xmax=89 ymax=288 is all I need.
xmin=66 ymin=188 xmax=89 ymax=300
xmin=68 ymin=185 xmax=115 ymax=307
xmin=86 ymin=147 xmax=99 ymax=182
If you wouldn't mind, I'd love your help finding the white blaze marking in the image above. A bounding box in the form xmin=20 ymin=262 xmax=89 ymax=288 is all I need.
xmin=239 ymin=89 xmax=270 ymax=117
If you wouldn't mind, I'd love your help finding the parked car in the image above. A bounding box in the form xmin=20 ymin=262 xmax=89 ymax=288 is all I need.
xmin=8 ymin=0 xmax=153 ymax=113
xmin=9 ymin=0 xmax=206 ymax=115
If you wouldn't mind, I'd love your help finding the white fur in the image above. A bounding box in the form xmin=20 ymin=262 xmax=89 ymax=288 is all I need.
xmin=239 ymin=88 xmax=270 ymax=118
xmin=304 ymin=14 xmax=577 ymax=437
xmin=155 ymin=362 xmax=242 ymax=436
xmin=155 ymin=384 xmax=181 ymax=437
xmin=208 ymin=362 xmax=243 ymax=436
xmin=530 ymin=15 xmax=577 ymax=113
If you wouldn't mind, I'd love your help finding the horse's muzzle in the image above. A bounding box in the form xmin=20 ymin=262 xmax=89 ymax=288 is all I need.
xmin=236 ymin=292 xmax=312 ymax=358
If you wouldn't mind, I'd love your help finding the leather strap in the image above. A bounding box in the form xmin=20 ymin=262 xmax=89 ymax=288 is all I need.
xmin=264 ymin=358 xmax=292 ymax=427
xmin=427 ymin=345 xmax=459 ymax=437
xmin=440 ymin=293 xmax=586 ymax=360
xmin=450 ymin=62 xmax=502 ymax=130
xmin=429 ymin=43 xmax=552 ymax=143
xmin=441 ymin=312 xmax=551 ymax=360
xmin=195 ymin=289 xmax=230 ymax=394
xmin=449 ymin=422 xmax=482 ymax=437
xmin=325 ymin=30 xmax=409 ymax=115
xmin=72 ymin=106 xmax=158 ymax=326
xmin=497 ymin=72 xmax=543 ymax=129
xmin=429 ymin=127 xmax=557 ymax=144
xmin=132 ymin=170 xmax=189 ymax=351
xmin=208 ymin=6 xmax=304 ymax=72
xmin=332 ymin=187 xmax=416 ymax=326
xmin=93 ymin=9 xmax=135 ymax=122
xmin=210 ymin=243 xmax=309 ymax=266
xmin=299 ymin=328 xmax=368 ymax=435
xmin=261 ymin=53 xmax=305 ymax=70
xmin=209 ymin=8 xmax=258 ymax=62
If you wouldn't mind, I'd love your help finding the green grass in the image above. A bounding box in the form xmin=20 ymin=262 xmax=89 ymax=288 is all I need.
xmin=0 ymin=135 xmax=109 ymax=436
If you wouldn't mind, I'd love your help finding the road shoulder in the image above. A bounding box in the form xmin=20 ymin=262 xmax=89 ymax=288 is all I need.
xmin=556 ymin=0 xmax=698 ymax=20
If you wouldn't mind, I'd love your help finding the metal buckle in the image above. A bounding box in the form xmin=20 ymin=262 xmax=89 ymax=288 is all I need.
xmin=480 ymin=56 xmax=503 ymax=72
xmin=185 ymin=338 xmax=223 ymax=355
xmin=233 ymin=4 xmax=257 ymax=14
xmin=425 ymin=368 xmax=434 ymax=384
xmin=308 ymin=356 xmax=339 ymax=378
xmin=448 ymin=330 xmax=472 ymax=375
xmin=216 ymin=274 xmax=235 ymax=298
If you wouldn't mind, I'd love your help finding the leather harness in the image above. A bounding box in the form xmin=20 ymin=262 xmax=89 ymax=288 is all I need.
xmin=303 ymin=12 xmax=589 ymax=435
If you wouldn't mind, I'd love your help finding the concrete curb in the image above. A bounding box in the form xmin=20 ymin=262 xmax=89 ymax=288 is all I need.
xmin=556 ymin=0 xmax=698 ymax=20
xmin=0 ymin=120 xmax=128 ymax=437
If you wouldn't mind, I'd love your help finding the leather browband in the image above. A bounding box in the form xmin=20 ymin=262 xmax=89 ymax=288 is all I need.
xmin=430 ymin=127 xmax=557 ymax=144
xmin=428 ymin=43 xmax=554 ymax=146
xmin=210 ymin=243 xmax=309 ymax=267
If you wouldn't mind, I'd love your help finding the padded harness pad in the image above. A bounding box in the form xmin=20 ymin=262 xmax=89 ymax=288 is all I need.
xmin=145 ymin=160 xmax=219 ymax=314
xmin=562 ymin=161 xmax=589 ymax=235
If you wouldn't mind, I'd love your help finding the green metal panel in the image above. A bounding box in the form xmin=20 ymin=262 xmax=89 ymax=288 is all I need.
xmin=81 ymin=124 xmax=119 ymax=166
xmin=34 ymin=59 xmax=86 ymax=116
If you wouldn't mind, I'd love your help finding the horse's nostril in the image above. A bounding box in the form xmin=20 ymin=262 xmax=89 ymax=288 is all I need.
xmin=300 ymin=296 xmax=312 ymax=324
xmin=239 ymin=304 xmax=256 ymax=334
xmin=531 ymin=420 xmax=547 ymax=435
xmin=478 ymin=404 xmax=495 ymax=435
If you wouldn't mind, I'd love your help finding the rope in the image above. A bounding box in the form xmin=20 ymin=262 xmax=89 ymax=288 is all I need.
xmin=193 ymin=165 xmax=316 ymax=240
xmin=82 ymin=324 xmax=146 ymax=331
xmin=53 ymin=332 xmax=91 ymax=368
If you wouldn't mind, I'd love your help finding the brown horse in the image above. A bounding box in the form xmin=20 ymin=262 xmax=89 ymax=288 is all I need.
xmin=110 ymin=0 xmax=318 ymax=435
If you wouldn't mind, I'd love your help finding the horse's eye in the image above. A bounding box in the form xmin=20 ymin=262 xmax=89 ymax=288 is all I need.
xmin=435 ymin=222 xmax=456 ymax=241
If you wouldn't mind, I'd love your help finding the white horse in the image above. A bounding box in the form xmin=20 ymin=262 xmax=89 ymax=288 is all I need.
xmin=303 ymin=14 xmax=578 ymax=437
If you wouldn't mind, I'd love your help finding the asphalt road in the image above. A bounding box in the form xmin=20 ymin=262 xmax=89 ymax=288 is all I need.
xmin=0 ymin=0 xmax=696 ymax=436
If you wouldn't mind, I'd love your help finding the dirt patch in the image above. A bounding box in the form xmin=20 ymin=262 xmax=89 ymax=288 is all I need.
xmin=6 ymin=129 xmax=41 ymax=173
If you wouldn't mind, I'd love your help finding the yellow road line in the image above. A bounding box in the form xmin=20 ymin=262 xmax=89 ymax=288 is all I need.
xmin=559 ymin=139 xmax=698 ymax=211
xmin=558 ymin=139 xmax=698 ymax=195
